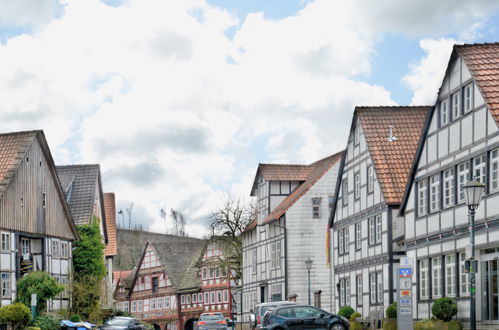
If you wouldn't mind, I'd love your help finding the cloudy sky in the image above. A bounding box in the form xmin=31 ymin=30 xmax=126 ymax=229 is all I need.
xmin=1 ymin=0 xmax=499 ymax=237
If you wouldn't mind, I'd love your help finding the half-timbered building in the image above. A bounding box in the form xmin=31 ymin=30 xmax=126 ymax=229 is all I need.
xmin=399 ymin=43 xmax=499 ymax=323
xmin=0 ymin=130 xmax=79 ymax=309
xmin=116 ymin=237 xmax=237 ymax=330
xmin=240 ymin=152 xmax=342 ymax=323
xmin=329 ymin=106 xmax=429 ymax=316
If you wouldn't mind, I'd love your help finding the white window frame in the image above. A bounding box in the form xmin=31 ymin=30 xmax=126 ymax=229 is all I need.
xmin=368 ymin=217 xmax=375 ymax=245
xmin=367 ymin=166 xmax=374 ymax=193
xmin=420 ymin=259 xmax=429 ymax=299
xmin=452 ymin=91 xmax=460 ymax=119
xmin=354 ymin=173 xmax=360 ymax=200
xmin=355 ymin=223 xmax=361 ymax=250
xmin=1 ymin=273 xmax=10 ymax=298
xmin=464 ymin=84 xmax=473 ymax=113
xmin=432 ymin=257 xmax=442 ymax=298
xmin=440 ymin=98 xmax=449 ymax=126
xmin=445 ymin=255 xmax=456 ymax=297
xmin=340 ymin=278 xmax=345 ymax=307
xmin=474 ymin=154 xmax=487 ymax=185
xmin=443 ymin=168 xmax=455 ymax=208
xmin=1 ymin=233 xmax=10 ymax=252
xmin=375 ymin=215 xmax=382 ymax=243
xmin=338 ymin=229 xmax=344 ymax=255
xmin=417 ymin=179 xmax=428 ymax=216
xmin=131 ymin=301 xmax=137 ymax=312
xmin=429 ymin=174 xmax=440 ymax=212
xmin=342 ymin=179 xmax=348 ymax=206
xmin=356 ymin=276 xmax=362 ymax=307
xmin=491 ymin=149 xmax=499 ymax=192
xmin=376 ymin=273 xmax=383 ymax=304
xmin=370 ymin=274 xmax=376 ymax=304
xmin=459 ymin=253 xmax=470 ymax=296
xmin=457 ymin=161 xmax=470 ymax=203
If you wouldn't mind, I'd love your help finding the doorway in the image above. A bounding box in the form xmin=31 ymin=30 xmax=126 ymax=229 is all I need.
xmin=483 ymin=258 xmax=499 ymax=321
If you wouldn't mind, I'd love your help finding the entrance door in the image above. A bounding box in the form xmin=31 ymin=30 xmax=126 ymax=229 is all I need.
xmin=483 ymin=259 xmax=499 ymax=321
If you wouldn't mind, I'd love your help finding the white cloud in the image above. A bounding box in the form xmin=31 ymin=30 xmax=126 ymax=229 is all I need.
xmin=0 ymin=0 xmax=497 ymax=237
xmin=402 ymin=38 xmax=457 ymax=105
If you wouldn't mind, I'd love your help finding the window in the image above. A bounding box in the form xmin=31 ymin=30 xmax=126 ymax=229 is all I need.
xmin=429 ymin=175 xmax=440 ymax=212
xmin=440 ymin=99 xmax=449 ymax=126
xmin=192 ymin=293 xmax=197 ymax=303
xmin=131 ymin=301 xmax=137 ymax=312
xmin=420 ymin=259 xmax=429 ymax=299
xmin=1 ymin=273 xmax=9 ymax=298
xmin=150 ymin=298 xmax=156 ymax=310
xmin=342 ymin=179 xmax=348 ymax=206
xmin=417 ymin=180 xmax=428 ymax=216
xmin=370 ymin=273 xmax=382 ymax=304
xmin=271 ymin=241 xmax=281 ymax=269
xmin=157 ymin=297 xmax=163 ymax=309
xmin=459 ymin=253 xmax=470 ymax=296
xmin=367 ymin=166 xmax=374 ymax=193
xmin=52 ymin=240 xmax=59 ymax=258
xmin=61 ymin=242 xmax=68 ymax=258
xmin=354 ymin=173 xmax=360 ymax=200
xmin=252 ymin=249 xmax=257 ymax=275
xmin=464 ymin=84 xmax=473 ymax=113
xmin=445 ymin=255 xmax=456 ymax=297
xmin=369 ymin=216 xmax=381 ymax=245
xmin=355 ymin=223 xmax=361 ymax=250
xmin=339 ymin=278 xmax=350 ymax=307
xmin=1 ymin=233 xmax=10 ymax=252
xmin=354 ymin=126 xmax=360 ymax=145
xmin=452 ymin=92 xmax=460 ymax=119
xmin=312 ymin=198 xmax=321 ymax=219
xmin=457 ymin=162 xmax=470 ymax=202
xmin=224 ymin=290 xmax=229 ymax=303
xmin=198 ymin=293 xmax=203 ymax=302
xmin=124 ymin=301 xmax=129 ymax=312
xmin=202 ymin=268 xmax=207 ymax=279
xmin=217 ymin=291 xmax=223 ymax=303
xmin=432 ymin=257 xmax=442 ymax=298
xmin=443 ymin=168 xmax=455 ymax=208
xmin=204 ymin=292 xmax=209 ymax=304
xmin=491 ymin=149 xmax=499 ymax=192
xmin=338 ymin=229 xmax=344 ymax=255
xmin=181 ymin=295 xmax=185 ymax=304
xmin=211 ymin=291 xmax=215 ymax=304
xmin=215 ymin=268 xmax=220 ymax=278
xmin=356 ymin=276 xmax=362 ymax=306
xmin=328 ymin=196 xmax=334 ymax=212
xmin=474 ymin=154 xmax=487 ymax=185
xmin=152 ymin=277 xmax=158 ymax=293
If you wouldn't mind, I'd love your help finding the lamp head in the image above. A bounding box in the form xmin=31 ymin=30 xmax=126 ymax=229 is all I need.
xmin=463 ymin=180 xmax=485 ymax=209
xmin=305 ymin=257 xmax=313 ymax=270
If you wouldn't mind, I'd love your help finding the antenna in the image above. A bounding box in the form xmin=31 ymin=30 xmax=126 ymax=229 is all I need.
xmin=387 ymin=126 xmax=397 ymax=142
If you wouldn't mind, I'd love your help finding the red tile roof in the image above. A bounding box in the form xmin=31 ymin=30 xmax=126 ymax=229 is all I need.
xmin=261 ymin=152 xmax=342 ymax=225
xmin=244 ymin=151 xmax=343 ymax=232
xmin=456 ymin=43 xmax=499 ymax=125
xmin=113 ymin=270 xmax=133 ymax=286
xmin=357 ymin=106 xmax=430 ymax=205
xmin=250 ymin=164 xmax=313 ymax=196
xmin=104 ymin=193 xmax=118 ymax=256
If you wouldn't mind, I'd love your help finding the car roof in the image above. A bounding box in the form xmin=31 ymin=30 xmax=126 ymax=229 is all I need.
xmin=200 ymin=312 xmax=224 ymax=315
xmin=256 ymin=301 xmax=295 ymax=307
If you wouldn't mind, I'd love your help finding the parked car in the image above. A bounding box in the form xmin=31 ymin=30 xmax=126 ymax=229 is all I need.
xmin=98 ymin=317 xmax=146 ymax=329
xmin=196 ymin=312 xmax=231 ymax=330
xmin=262 ymin=305 xmax=349 ymax=330
xmin=250 ymin=301 xmax=296 ymax=329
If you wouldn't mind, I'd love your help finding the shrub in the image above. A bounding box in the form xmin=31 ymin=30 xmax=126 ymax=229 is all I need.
xmin=349 ymin=312 xmax=362 ymax=330
xmin=114 ymin=310 xmax=132 ymax=317
xmin=26 ymin=327 xmax=41 ymax=330
xmin=33 ymin=314 xmax=60 ymax=330
xmin=386 ymin=302 xmax=397 ymax=318
xmin=0 ymin=302 xmax=32 ymax=329
xmin=350 ymin=312 xmax=361 ymax=322
xmin=16 ymin=271 xmax=64 ymax=312
xmin=70 ymin=314 xmax=81 ymax=322
xmin=432 ymin=297 xmax=457 ymax=322
xmin=338 ymin=306 xmax=355 ymax=320
xmin=383 ymin=318 xmax=397 ymax=330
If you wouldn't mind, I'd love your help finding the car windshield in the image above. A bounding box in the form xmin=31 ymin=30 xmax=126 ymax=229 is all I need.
xmin=261 ymin=304 xmax=293 ymax=316
xmin=200 ymin=314 xmax=224 ymax=321
xmin=105 ymin=318 xmax=130 ymax=326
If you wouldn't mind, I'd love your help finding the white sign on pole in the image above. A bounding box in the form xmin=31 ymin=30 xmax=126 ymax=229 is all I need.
xmin=31 ymin=293 xmax=37 ymax=307
xmin=466 ymin=245 xmax=473 ymax=260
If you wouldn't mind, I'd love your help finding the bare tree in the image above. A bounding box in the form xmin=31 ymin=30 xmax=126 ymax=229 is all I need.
xmin=160 ymin=208 xmax=168 ymax=233
xmin=207 ymin=196 xmax=254 ymax=281
xmin=170 ymin=209 xmax=186 ymax=236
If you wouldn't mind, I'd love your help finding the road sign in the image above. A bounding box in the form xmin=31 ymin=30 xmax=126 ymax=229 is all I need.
xmin=398 ymin=260 xmax=414 ymax=330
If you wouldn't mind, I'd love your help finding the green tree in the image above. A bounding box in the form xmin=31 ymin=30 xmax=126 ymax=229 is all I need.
xmin=72 ymin=217 xmax=106 ymax=320
xmin=0 ymin=302 xmax=32 ymax=329
xmin=16 ymin=271 xmax=63 ymax=313
xmin=33 ymin=314 xmax=60 ymax=330
xmin=72 ymin=217 xmax=106 ymax=278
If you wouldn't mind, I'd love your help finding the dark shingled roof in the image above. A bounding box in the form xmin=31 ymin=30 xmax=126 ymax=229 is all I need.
xmin=56 ymin=164 xmax=103 ymax=226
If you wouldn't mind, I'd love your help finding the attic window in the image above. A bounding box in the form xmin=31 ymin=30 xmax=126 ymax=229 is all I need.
xmin=39 ymin=160 xmax=42 ymax=167
xmin=42 ymin=192 xmax=46 ymax=208
xmin=20 ymin=198 xmax=24 ymax=208
xmin=354 ymin=126 xmax=360 ymax=145
xmin=26 ymin=157 xmax=29 ymax=163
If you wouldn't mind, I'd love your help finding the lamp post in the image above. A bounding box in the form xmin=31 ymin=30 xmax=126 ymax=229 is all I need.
xmin=305 ymin=258 xmax=313 ymax=305
xmin=463 ymin=180 xmax=485 ymax=330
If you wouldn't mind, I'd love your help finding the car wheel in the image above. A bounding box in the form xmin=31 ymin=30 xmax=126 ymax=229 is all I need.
xmin=331 ymin=323 xmax=345 ymax=330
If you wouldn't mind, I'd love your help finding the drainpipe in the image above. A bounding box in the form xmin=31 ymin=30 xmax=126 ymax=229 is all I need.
xmin=283 ymin=215 xmax=288 ymax=300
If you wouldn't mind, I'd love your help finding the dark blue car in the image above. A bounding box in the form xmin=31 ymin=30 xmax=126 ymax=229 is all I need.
xmin=262 ymin=305 xmax=349 ymax=330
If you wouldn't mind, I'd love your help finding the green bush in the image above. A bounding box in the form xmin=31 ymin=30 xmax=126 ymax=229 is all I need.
xmin=386 ymin=302 xmax=397 ymax=318
xmin=414 ymin=320 xmax=462 ymax=330
xmin=432 ymin=297 xmax=457 ymax=322
xmin=350 ymin=312 xmax=361 ymax=322
xmin=349 ymin=312 xmax=362 ymax=330
xmin=70 ymin=314 xmax=81 ymax=322
xmin=114 ymin=310 xmax=132 ymax=317
xmin=16 ymin=271 xmax=63 ymax=312
xmin=338 ymin=306 xmax=355 ymax=320
xmin=0 ymin=302 xmax=32 ymax=329
xmin=26 ymin=327 xmax=41 ymax=330
xmin=383 ymin=318 xmax=397 ymax=330
xmin=33 ymin=314 xmax=60 ymax=330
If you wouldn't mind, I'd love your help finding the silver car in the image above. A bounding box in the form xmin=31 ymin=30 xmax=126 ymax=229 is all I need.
xmin=196 ymin=312 xmax=230 ymax=330
xmin=250 ymin=301 xmax=296 ymax=329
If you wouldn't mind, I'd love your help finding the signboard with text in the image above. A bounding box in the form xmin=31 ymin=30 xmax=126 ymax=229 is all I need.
xmin=397 ymin=258 xmax=413 ymax=330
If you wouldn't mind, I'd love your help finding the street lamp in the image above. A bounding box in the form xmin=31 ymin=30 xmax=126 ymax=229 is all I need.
xmin=305 ymin=258 xmax=313 ymax=305
xmin=463 ymin=180 xmax=485 ymax=330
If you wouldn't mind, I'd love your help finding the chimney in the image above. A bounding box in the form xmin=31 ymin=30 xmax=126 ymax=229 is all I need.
xmin=387 ymin=126 xmax=397 ymax=142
